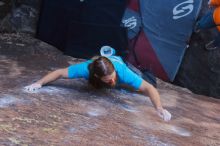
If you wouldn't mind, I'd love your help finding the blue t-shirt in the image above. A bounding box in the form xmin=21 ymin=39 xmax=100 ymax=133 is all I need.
xmin=68 ymin=56 xmax=143 ymax=90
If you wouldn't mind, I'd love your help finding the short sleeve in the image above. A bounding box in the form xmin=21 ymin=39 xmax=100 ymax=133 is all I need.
xmin=68 ymin=61 xmax=90 ymax=79
xmin=120 ymin=66 xmax=143 ymax=90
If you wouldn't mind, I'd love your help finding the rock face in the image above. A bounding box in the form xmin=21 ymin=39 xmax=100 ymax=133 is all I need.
xmin=0 ymin=0 xmax=41 ymax=34
xmin=0 ymin=0 xmax=219 ymax=98
xmin=0 ymin=33 xmax=220 ymax=146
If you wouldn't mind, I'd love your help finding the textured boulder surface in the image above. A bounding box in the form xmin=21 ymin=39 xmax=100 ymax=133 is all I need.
xmin=0 ymin=33 xmax=219 ymax=146
xmin=1 ymin=0 xmax=219 ymax=98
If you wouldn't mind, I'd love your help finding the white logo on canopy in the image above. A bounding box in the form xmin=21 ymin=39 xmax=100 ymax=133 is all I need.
xmin=173 ymin=0 xmax=194 ymax=20
xmin=122 ymin=16 xmax=137 ymax=29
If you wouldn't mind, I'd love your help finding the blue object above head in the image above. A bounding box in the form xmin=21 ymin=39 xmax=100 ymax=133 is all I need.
xmin=100 ymin=46 xmax=116 ymax=57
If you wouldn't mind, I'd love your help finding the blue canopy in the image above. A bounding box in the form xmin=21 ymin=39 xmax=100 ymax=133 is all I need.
xmin=123 ymin=0 xmax=202 ymax=81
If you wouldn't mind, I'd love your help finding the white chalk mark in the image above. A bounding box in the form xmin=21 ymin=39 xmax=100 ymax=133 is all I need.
xmin=5 ymin=42 xmax=13 ymax=44
xmin=153 ymin=124 xmax=191 ymax=137
xmin=15 ymin=43 xmax=25 ymax=47
xmin=68 ymin=127 xmax=76 ymax=133
xmin=87 ymin=108 xmax=104 ymax=117
xmin=87 ymin=107 xmax=107 ymax=117
xmin=88 ymin=111 xmax=100 ymax=116
xmin=0 ymin=96 xmax=18 ymax=108
xmin=133 ymin=115 xmax=191 ymax=137
xmin=120 ymin=104 xmax=138 ymax=113
xmin=145 ymin=135 xmax=175 ymax=146
xmin=23 ymin=86 xmax=70 ymax=94
xmin=0 ymin=95 xmax=31 ymax=108
xmin=169 ymin=126 xmax=191 ymax=137
xmin=154 ymin=124 xmax=191 ymax=137
xmin=66 ymin=125 xmax=96 ymax=134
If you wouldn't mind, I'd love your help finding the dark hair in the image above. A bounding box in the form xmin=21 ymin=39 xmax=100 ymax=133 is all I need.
xmin=88 ymin=56 xmax=115 ymax=88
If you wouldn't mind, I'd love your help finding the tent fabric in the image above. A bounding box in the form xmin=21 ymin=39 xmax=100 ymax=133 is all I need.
xmin=37 ymin=0 xmax=83 ymax=51
xmin=122 ymin=8 xmax=141 ymax=39
xmin=123 ymin=0 xmax=202 ymax=81
xmin=37 ymin=0 xmax=128 ymax=56
xmin=65 ymin=21 xmax=128 ymax=58
xmin=80 ymin=0 xmax=127 ymax=25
